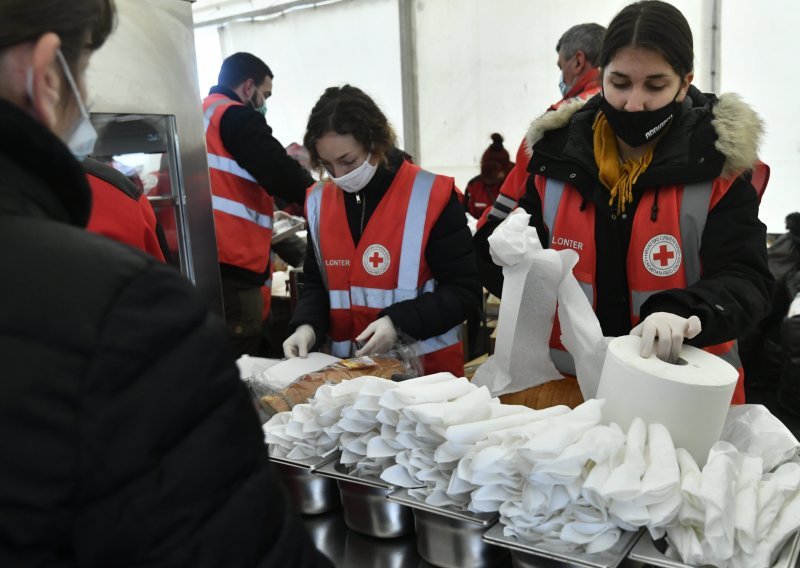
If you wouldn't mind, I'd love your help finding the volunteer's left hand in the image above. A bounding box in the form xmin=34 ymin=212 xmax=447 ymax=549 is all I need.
xmin=630 ymin=312 xmax=702 ymax=364
xmin=355 ymin=316 xmax=397 ymax=357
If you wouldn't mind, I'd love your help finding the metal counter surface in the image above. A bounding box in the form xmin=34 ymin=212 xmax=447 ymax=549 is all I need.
xmin=303 ymin=508 xmax=514 ymax=568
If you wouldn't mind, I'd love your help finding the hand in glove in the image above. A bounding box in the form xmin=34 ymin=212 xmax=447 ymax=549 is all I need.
xmin=355 ymin=316 xmax=397 ymax=357
xmin=283 ymin=324 xmax=316 ymax=359
xmin=630 ymin=312 xmax=701 ymax=364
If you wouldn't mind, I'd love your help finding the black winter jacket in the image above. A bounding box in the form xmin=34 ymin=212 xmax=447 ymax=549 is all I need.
xmin=208 ymin=85 xmax=315 ymax=284
xmin=290 ymin=150 xmax=482 ymax=344
xmin=475 ymin=87 xmax=773 ymax=347
xmin=0 ymin=99 xmax=330 ymax=568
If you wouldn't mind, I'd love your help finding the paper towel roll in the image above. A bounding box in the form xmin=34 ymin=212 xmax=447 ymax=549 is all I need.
xmin=596 ymin=335 xmax=737 ymax=466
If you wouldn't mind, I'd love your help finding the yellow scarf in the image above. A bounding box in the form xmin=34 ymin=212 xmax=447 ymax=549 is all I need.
xmin=593 ymin=112 xmax=655 ymax=215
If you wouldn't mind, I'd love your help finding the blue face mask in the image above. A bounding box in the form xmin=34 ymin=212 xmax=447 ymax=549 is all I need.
xmin=559 ymin=74 xmax=570 ymax=98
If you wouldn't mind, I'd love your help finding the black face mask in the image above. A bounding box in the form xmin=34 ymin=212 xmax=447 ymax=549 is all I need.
xmin=600 ymin=92 xmax=682 ymax=148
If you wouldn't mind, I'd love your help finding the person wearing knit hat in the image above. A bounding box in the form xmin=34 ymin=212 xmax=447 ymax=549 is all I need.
xmin=464 ymin=133 xmax=514 ymax=219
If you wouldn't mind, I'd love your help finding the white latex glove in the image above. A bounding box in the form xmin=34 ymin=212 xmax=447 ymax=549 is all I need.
xmin=282 ymin=324 xmax=315 ymax=359
xmin=354 ymin=316 xmax=396 ymax=356
xmin=630 ymin=312 xmax=701 ymax=364
xmin=788 ymin=292 xmax=800 ymax=318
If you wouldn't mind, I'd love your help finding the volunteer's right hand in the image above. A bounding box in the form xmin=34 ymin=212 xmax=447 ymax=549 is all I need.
xmin=283 ymin=324 xmax=316 ymax=359
xmin=630 ymin=312 xmax=701 ymax=364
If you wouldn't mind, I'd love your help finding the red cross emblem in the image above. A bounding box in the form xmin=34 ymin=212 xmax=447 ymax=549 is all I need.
xmin=369 ymin=251 xmax=384 ymax=268
xmin=362 ymin=244 xmax=391 ymax=276
xmin=652 ymin=244 xmax=676 ymax=267
xmin=643 ymin=234 xmax=681 ymax=277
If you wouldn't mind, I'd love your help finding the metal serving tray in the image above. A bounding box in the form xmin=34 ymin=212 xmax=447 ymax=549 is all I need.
xmin=388 ymin=489 xmax=498 ymax=526
xmin=314 ymin=458 xmax=415 ymax=538
xmin=388 ymin=489 xmax=507 ymax=568
xmin=482 ymin=522 xmax=643 ymax=568
xmin=627 ymin=530 xmax=800 ymax=568
xmin=268 ymin=451 xmax=341 ymax=515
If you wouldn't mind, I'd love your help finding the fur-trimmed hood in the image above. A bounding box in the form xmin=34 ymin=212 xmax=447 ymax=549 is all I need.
xmin=524 ymin=89 xmax=764 ymax=179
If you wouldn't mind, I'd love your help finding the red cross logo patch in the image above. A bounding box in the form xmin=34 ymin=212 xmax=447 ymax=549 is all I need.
xmin=362 ymin=244 xmax=391 ymax=276
xmin=643 ymin=234 xmax=682 ymax=277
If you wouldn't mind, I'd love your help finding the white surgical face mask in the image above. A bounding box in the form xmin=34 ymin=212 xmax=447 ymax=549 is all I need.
xmin=54 ymin=50 xmax=98 ymax=161
xmin=331 ymin=154 xmax=377 ymax=193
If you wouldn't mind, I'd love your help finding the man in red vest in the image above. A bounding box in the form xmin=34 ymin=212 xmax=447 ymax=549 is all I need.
xmin=474 ymin=23 xmax=605 ymax=238
xmin=203 ymin=53 xmax=314 ymax=356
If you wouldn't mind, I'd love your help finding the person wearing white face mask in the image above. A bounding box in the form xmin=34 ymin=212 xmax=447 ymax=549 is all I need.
xmin=284 ymin=85 xmax=481 ymax=377
xmin=0 ymin=2 xmax=331 ymax=565
xmin=479 ymin=0 xmax=773 ymax=407
xmin=203 ymin=52 xmax=315 ymax=357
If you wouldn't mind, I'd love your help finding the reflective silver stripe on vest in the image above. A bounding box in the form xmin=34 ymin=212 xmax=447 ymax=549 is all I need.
xmin=631 ymin=289 xmax=659 ymax=317
xmin=331 ymin=340 xmax=353 ymax=358
xmin=350 ymin=278 xmax=436 ymax=309
xmin=679 ymin=181 xmax=714 ymax=286
xmin=543 ymin=179 xmax=566 ymax=235
xmin=716 ymin=341 xmax=742 ymax=369
xmin=411 ymin=325 xmax=461 ymax=356
xmin=203 ymin=98 xmax=230 ymax=133
xmin=543 ymin=178 xmax=594 ymax=304
xmin=212 ymin=195 xmax=272 ymax=229
xmin=329 ymin=289 xmax=351 ymax=310
xmin=550 ymin=348 xmax=576 ymax=376
xmin=207 ymin=153 xmax=257 ymax=183
xmin=305 ymin=183 xmax=327 ymax=289
xmin=486 ymin=193 xmax=519 ymax=221
xmin=397 ymin=170 xmax=437 ymax=291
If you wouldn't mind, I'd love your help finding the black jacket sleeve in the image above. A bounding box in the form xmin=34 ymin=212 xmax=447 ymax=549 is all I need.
xmin=473 ymin=176 xmax=546 ymax=298
xmin=219 ymin=105 xmax=314 ymax=206
xmin=640 ymin=177 xmax=774 ymax=347
xmin=74 ymin=262 xmax=330 ymax=568
xmin=287 ymin=235 xmax=330 ymax=345
xmin=382 ymin=192 xmax=483 ymax=339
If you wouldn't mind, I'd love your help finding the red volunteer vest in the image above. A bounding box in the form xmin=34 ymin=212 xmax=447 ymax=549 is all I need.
xmin=536 ymin=173 xmax=769 ymax=406
xmin=477 ymin=74 xmax=602 ymax=231
xmin=202 ymin=94 xmax=274 ymax=275
xmin=305 ymin=161 xmax=465 ymax=376
xmin=86 ymin=174 xmax=165 ymax=262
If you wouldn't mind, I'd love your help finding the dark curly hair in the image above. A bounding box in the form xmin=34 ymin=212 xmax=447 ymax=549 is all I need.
xmin=304 ymin=85 xmax=397 ymax=174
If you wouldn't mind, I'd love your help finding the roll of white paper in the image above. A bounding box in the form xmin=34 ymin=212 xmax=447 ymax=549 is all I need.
xmin=596 ymin=335 xmax=737 ymax=466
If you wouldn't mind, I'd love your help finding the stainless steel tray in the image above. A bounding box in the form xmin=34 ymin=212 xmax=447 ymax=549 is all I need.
xmin=388 ymin=488 xmax=498 ymax=527
xmin=627 ymin=530 xmax=800 ymax=568
xmin=314 ymin=458 xmax=406 ymax=489
xmin=271 ymin=212 xmax=306 ymax=244
xmin=267 ymin=448 xmax=338 ymax=471
xmin=482 ymin=522 xmax=643 ymax=568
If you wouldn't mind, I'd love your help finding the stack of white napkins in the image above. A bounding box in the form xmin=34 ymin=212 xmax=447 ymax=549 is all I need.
xmin=451 ymin=399 xmax=691 ymax=554
xmin=664 ymin=405 xmax=800 ymax=568
xmin=333 ymin=377 xmax=401 ymax=477
xmin=375 ymin=374 xmax=497 ymax=496
xmin=263 ymin=376 xmax=396 ymax=461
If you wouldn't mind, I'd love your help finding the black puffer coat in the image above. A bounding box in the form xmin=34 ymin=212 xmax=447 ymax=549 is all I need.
xmin=476 ymin=87 xmax=773 ymax=348
xmin=0 ymin=99 xmax=330 ymax=568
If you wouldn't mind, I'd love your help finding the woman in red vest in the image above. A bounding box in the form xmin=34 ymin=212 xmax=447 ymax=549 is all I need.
xmin=283 ymin=85 xmax=481 ymax=377
xmin=477 ymin=0 xmax=773 ymax=405
xmin=463 ymin=133 xmax=513 ymax=219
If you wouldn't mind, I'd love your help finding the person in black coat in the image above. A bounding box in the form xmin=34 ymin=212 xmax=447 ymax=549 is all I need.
xmin=0 ymin=2 xmax=330 ymax=566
